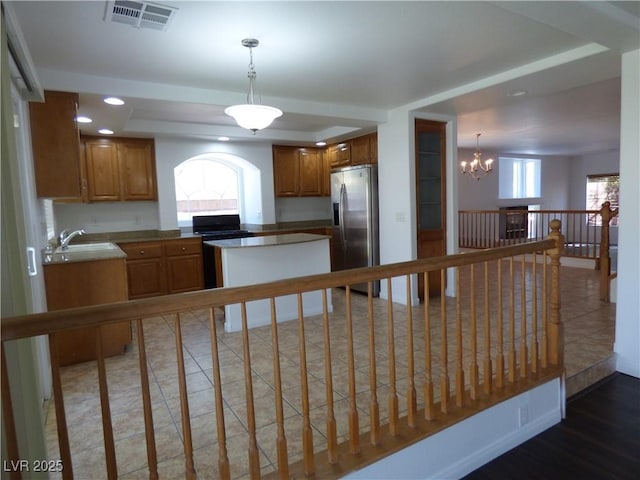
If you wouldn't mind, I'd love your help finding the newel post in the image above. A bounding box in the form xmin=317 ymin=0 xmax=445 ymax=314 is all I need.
xmin=547 ymin=219 xmax=564 ymax=367
xmin=599 ymin=201 xmax=618 ymax=302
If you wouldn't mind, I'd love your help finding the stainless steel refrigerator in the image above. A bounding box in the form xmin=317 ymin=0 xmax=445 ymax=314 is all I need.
xmin=331 ymin=164 xmax=380 ymax=295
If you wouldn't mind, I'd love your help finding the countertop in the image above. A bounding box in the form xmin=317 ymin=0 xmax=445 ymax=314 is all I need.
xmin=205 ymin=233 xmax=330 ymax=249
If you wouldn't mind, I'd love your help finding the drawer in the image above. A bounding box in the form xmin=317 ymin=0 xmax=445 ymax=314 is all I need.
xmin=164 ymin=239 xmax=202 ymax=257
xmin=119 ymin=242 xmax=163 ymax=259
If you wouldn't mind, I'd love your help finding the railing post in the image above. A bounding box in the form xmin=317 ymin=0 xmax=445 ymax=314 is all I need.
xmin=547 ymin=219 xmax=564 ymax=367
xmin=599 ymin=201 xmax=618 ymax=302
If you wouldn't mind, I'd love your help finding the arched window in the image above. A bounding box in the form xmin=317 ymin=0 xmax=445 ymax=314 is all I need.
xmin=174 ymin=158 xmax=241 ymax=225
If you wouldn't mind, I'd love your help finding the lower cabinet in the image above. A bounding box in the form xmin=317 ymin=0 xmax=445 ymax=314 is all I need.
xmin=165 ymin=238 xmax=205 ymax=294
xmin=119 ymin=238 xmax=203 ymax=299
xmin=44 ymin=258 xmax=131 ymax=366
xmin=119 ymin=242 xmax=166 ymax=298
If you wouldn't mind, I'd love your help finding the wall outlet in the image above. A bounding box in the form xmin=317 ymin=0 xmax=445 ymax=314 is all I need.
xmin=395 ymin=212 xmax=406 ymax=223
xmin=518 ymin=405 xmax=529 ymax=427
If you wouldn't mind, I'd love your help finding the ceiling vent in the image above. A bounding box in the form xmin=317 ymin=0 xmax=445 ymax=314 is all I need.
xmin=105 ymin=1 xmax=177 ymax=31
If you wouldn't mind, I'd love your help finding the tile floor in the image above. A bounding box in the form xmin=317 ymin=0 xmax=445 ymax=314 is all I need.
xmin=44 ymin=263 xmax=615 ymax=479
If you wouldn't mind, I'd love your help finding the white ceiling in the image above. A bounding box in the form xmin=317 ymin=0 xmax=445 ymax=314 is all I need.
xmin=6 ymin=1 xmax=640 ymax=155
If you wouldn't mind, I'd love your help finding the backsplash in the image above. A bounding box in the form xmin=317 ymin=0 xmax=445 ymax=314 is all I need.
xmin=54 ymin=202 xmax=161 ymax=234
xmin=275 ymin=197 xmax=332 ymax=223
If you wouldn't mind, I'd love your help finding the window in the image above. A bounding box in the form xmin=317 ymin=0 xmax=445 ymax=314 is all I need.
xmin=586 ymin=173 xmax=619 ymax=226
xmin=174 ymin=159 xmax=240 ymax=225
xmin=498 ymin=157 xmax=541 ymax=199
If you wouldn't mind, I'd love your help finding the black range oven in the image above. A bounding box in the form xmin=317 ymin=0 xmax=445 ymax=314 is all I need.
xmin=193 ymin=214 xmax=254 ymax=288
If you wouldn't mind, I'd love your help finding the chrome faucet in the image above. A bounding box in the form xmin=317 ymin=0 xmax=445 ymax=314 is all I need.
xmin=58 ymin=229 xmax=85 ymax=250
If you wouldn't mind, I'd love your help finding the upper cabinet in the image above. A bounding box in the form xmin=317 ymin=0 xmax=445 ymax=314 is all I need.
xmin=82 ymin=136 xmax=158 ymax=202
xmin=273 ymin=146 xmax=326 ymax=197
xmin=328 ymin=132 xmax=377 ymax=169
xmin=29 ymin=91 xmax=83 ymax=198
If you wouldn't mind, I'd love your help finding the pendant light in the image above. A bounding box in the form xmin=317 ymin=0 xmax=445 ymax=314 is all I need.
xmin=224 ymin=38 xmax=283 ymax=134
xmin=460 ymin=133 xmax=494 ymax=181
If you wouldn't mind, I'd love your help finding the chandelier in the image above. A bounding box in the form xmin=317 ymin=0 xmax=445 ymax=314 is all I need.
xmin=460 ymin=133 xmax=494 ymax=180
xmin=224 ymin=38 xmax=283 ymax=134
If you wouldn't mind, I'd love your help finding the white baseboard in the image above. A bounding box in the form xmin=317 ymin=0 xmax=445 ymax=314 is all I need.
xmin=344 ymin=378 xmax=562 ymax=480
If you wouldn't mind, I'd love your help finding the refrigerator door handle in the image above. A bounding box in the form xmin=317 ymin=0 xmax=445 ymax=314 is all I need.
xmin=339 ymin=183 xmax=347 ymax=244
xmin=26 ymin=247 xmax=38 ymax=277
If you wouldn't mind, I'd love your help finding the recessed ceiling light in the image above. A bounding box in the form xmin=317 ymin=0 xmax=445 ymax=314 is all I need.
xmin=315 ymin=141 xmax=327 ymax=147
xmin=104 ymin=97 xmax=125 ymax=106
xmin=98 ymin=128 xmax=114 ymax=135
xmin=218 ymin=136 xmax=230 ymax=142
xmin=509 ymin=90 xmax=528 ymax=97
xmin=76 ymin=115 xmax=92 ymax=123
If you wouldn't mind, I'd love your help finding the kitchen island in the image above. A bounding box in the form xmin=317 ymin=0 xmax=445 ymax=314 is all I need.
xmin=205 ymin=233 xmax=332 ymax=332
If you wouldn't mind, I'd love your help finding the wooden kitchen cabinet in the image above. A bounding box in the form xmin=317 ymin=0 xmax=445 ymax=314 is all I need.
xmin=164 ymin=238 xmax=204 ymax=294
xmin=273 ymin=146 xmax=326 ymax=197
xmin=119 ymin=238 xmax=203 ymax=299
xmin=83 ymin=136 xmax=157 ymax=202
xmin=44 ymin=258 xmax=131 ymax=366
xmin=119 ymin=242 xmax=166 ymax=299
xmin=29 ymin=91 xmax=83 ymax=198
xmin=328 ymin=142 xmax=351 ymax=168
xmin=351 ymin=132 xmax=377 ymax=165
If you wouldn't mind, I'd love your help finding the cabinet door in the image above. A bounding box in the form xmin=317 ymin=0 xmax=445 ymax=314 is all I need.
xmin=415 ymin=120 xmax=446 ymax=298
xmin=29 ymin=91 xmax=82 ymax=198
xmin=85 ymin=141 xmax=120 ymax=201
xmin=330 ymin=143 xmax=351 ymax=168
xmin=273 ymin=146 xmax=299 ymax=196
xmin=118 ymin=140 xmax=157 ymax=201
xmin=298 ymin=148 xmax=323 ymax=196
xmin=120 ymin=242 xmax=166 ymax=298
xmin=166 ymin=255 xmax=204 ymax=293
xmin=164 ymin=238 xmax=204 ymax=294
xmin=369 ymin=132 xmax=378 ymax=164
xmin=350 ymin=135 xmax=371 ymax=165
xmin=322 ymin=148 xmax=331 ymax=196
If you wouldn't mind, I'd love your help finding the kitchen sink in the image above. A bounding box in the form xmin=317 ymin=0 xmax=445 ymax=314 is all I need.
xmin=54 ymin=242 xmax=119 ymax=253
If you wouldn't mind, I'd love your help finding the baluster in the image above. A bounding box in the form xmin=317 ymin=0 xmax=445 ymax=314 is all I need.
xmin=135 ymin=319 xmax=158 ymax=480
xmin=531 ymin=254 xmax=539 ymax=374
xmin=541 ymin=253 xmax=549 ymax=369
xmin=321 ymin=291 xmax=338 ymax=462
xmin=520 ymin=257 xmax=528 ymax=378
xmin=548 ymin=219 xmax=564 ymax=367
xmin=440 ymin=269 xmax=450 ymax=414
xmin=208 ymin=308 xmax=230 ymax=479
xmin=174 ymin=314 xmax=196 ymax=479
xmin=483 ymin=261 xmax=493 ymax=395
xmin=496 ymin=260 xmax=505 ymax=388
xmin=297 ymin=293 xmax=315 ymax=475
xmin=270 ymin=299 xmax=290 ymax=476
xmin=239 ymin=303 xmax=260 ymax=479
xmin=367 ymin=282 xmax=381 ymax=444
xmin=386 ymin=278 xmax=399 ymax=435
xmin=470 ymin=264 xmax=479 ymax=400
xmin=455 ymin=268 xmax=464 ymax=407
xmin=406 ymin=276 xmax=417 ymax=427
xmin=508 ymin=258 xmax=517 ymax=383
xmin=345 ymin=287 xmax=360 ymax=453
xmin=1 ymin=343 xmax=21 ymax=480
xmin=49 ymin=333 xmax=74 ymax=479
xmin=95 ymin=326 xmax=117 ymax=479
xmin=423 ymin=272 xmax=435 ymax=420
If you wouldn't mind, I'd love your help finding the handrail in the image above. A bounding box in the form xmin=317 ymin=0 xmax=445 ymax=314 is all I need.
xmin=1 ymin=239 xmax=555 ymax=340
xmin=2 ymin=223 xmax=564 ymax=480
xmin=459 ymin=203 xmax=618 ymax=302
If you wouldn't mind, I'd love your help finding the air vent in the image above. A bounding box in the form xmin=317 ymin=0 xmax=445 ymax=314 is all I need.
xmin=106 ymin=1 xmax=177 ymax=31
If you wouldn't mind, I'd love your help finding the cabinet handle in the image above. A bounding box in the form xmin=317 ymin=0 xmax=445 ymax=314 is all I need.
xmin=140 ymin=250 xmax=145 ymax=255
xmin=182 ymin=247 xmax=186 ymax=252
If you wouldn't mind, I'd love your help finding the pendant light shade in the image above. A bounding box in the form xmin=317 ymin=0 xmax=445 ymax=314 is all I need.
xmin=224 ymin=38 xmax=282 ymax=134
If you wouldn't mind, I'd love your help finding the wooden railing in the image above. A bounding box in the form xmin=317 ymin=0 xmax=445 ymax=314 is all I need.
xmin=1 ymin=222 xmax=565 ymax=479
xmin=459 ymin=203 xmax=618 ymax=302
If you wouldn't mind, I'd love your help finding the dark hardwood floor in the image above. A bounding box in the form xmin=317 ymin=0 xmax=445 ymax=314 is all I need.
xmin=463 ymin=373 xmax=640 ymax=480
